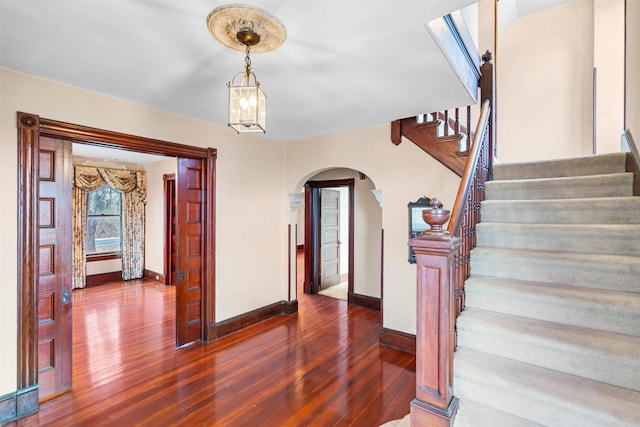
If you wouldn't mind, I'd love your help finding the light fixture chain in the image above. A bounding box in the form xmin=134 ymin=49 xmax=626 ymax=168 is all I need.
xmin=244 ymin=44 xmax=252 ymax=76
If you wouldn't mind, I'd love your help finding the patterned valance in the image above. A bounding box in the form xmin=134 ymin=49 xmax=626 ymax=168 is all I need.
xmin=74 ymin=166 xmax=147 ymax=203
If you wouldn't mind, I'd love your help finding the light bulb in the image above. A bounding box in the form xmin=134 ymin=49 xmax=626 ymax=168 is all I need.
xmin=239 ymin=94 xmax=257 ymax=111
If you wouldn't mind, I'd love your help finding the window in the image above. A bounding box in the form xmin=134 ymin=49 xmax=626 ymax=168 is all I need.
xmin=85 ymin=184 xmax=122 ymax=256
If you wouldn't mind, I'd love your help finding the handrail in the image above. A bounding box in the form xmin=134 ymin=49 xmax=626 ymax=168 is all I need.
xmin=448 ymin=100 xmax=491 ymax=235
xmin=623 ymin=129 xmax=639 ymax=169
xmin=445 ymin=99 xmax=491 ymax=318
xmin=622 ymin=129 xmax=640 ymax=195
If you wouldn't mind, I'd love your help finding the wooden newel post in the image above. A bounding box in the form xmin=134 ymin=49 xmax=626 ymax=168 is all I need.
xmin=480 ymin=50 xmax=496 ymax=176
xmin=408 ymin=198 xmax=461 ymax=426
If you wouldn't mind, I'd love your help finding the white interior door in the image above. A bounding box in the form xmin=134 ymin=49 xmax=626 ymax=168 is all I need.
xmin=320 ymin=188 xmax=340 ymax=290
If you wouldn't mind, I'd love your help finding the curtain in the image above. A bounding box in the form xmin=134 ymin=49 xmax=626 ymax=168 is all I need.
xmin=121 ymin=171 xmax=146 ymax=280
xmin=72 ymin=166 xmax=147 ymax=288
xmin=72 ymin=186 xmax=88 ymax=289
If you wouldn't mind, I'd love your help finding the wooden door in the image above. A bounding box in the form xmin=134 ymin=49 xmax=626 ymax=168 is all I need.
xmin=38 ymin=136 xmax=72 ymax=400
xmin=175 ymin=158 xmax=204 ymax=346
xmin=163 ymin=174 xmax=177 ymax=286
xmin=320 ymin=189 xmax=340 ymax=290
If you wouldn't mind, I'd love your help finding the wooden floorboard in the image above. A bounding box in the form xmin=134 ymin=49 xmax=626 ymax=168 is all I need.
xmin=10 ymin=254 xmax=415 ymax=426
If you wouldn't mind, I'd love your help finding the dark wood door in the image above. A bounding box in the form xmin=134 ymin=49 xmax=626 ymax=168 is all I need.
xmin=175 ymin=158 xmax=204 ymax=346
xmin=38 ymin=136 xmax=72 ymax=400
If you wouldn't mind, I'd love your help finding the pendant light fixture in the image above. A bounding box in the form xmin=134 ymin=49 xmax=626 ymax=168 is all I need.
xmin=207 ymin=4 xmax=287 ymax=134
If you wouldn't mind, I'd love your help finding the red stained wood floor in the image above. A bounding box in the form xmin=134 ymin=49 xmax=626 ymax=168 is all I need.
xmin=10 ymin=253 xmax=415 ymax=426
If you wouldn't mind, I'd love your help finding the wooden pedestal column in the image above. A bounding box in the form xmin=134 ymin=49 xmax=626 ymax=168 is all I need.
xmin=409 ymin=231 xmax=461 ymax=426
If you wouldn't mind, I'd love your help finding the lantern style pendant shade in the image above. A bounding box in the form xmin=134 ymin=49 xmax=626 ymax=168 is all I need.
xmin=228 ymin=70 xmax=266 ymax=133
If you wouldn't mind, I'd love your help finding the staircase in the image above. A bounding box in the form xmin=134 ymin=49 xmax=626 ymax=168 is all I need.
xmin=453 ymin=152 xmax=640 ymax=426
xmin=391 ymin=111 xmax=472 ymax=177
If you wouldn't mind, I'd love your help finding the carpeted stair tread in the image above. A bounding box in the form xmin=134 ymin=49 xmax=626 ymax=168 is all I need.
xmin=379 ymin=414 xmax=410 ymax=427
xmin=454 ymin=348 xmax=640 ymax=426
xmin=493 ymin=152 xmax=627 ymax=180
xmin=464 ymin=276 xmax=640 ymax=337
xmin=454 ymin=399 xmax=544 ymax=427
xmin=470 ymin=247 xmax=640 ymax=292
xmin=456 ymin=308 xmax=640 ymax=390
xmin=480 ymin=197 xmax=640 ymax=224
xmin=485 ymin=172 xmax=633 ymax=200
xmin=476 ymin=222 xmax=640 ymax=255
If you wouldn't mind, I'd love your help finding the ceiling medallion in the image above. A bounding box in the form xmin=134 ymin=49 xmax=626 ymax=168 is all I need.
xmin=206 ymin=4 xmax=287 ymax=54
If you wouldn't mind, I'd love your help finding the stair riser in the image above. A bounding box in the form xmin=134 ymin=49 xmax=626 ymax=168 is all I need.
xmin=454 ymin=399 xmax=544 ymax=427
xmin=476 ymin=223 xmax=640 ymax=256
xmin=464 ymin=280 xmax=640 ymax=337
xmin=456 ymin=312 xmax=640 ymax=391
xmin=470 ymin=250 xmax=640 ymax=292
xmin=454 ymin=358 xmax=638 ymax=427
xmin=485 ymin=173 xmax=633 ymax=200
xmin=493 ymin=152 xmax=627 ymax=181
xmin=480 ymin=198 xmax=640 ymax=224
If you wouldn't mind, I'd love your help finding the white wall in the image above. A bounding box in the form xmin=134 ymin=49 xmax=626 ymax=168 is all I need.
xmin=497 ymin=0 xmax=595 ymax=162
xmin=491 ymin=0 xmax=626 ymax=162
xmin=478 ymin=0 xmax=497 ymax=64
xmin=594 ymin=0 xmax=625 ymax=154
xmin=352 ymin=175 xmax=381 ymax=297
xmin=0 ymin=67 xmax=288 ymax=396
xmin=285 ymin=125 xmax=460 ymax=333
xmin=144 ymin=157 xmax=177 ymax=274
xmin=296 ymin=192 xmax=305 ymax=246
xmin=627 ymin=0 xmax=640 ymax=137
xmin=86 ymin=258 xmax=122 ymax=276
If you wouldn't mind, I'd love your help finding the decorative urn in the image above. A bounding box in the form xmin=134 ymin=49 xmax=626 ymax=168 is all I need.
xmin=421 ymin=198 xmax=450 ymax=233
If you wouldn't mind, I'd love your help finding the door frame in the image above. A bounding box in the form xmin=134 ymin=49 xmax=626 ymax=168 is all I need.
xmin=16 ymin=112 xmax=217 ymax=412
xmin=163 ymin=173 xmax=176 ymax=286
xmin=303 ymin=179 xmax=354 ymax=301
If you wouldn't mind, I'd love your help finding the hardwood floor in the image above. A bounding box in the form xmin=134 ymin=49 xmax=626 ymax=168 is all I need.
xmin=9 ymin=256 xmax=415 ymax=427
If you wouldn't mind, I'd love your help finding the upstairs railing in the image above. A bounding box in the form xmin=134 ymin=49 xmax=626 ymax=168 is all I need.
xmin=407 ymin=51 xmax=495 ymax=426
xmin=392 ymin=51 xmax=495 ymax=178
xmin=444 ymin=106 xmax=473 ymax=153
xmin=622 ymin=129 xmax=640 ymax=195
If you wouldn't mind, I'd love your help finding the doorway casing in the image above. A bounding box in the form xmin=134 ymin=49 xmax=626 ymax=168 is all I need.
xmin=16 ymin=112 xmax=216 ymax=418
xmin=304 ymin=179 xmax=355 ymax=301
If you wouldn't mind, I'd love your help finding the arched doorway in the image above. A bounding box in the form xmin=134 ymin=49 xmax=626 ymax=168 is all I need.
xmin=295 ymin=167 xmax=382 ymax=310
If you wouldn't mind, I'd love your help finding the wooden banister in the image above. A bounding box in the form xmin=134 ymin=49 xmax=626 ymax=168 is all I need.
xmin=448 ymin=100 xmax=490 ymax=236
xmin=448 ymin=99 xmax=491 ymax=318
xmin=622 ymin=129 xmax=640 ymax=195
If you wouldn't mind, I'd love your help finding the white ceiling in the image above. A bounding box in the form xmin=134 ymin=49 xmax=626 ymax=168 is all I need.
xmin=1 ymin=0 xmax=570 ymax=146
xmin=1 ymin=0 xmax=479 ymax=143
xmin=72 ymin=143 xmax=169 ymax=164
